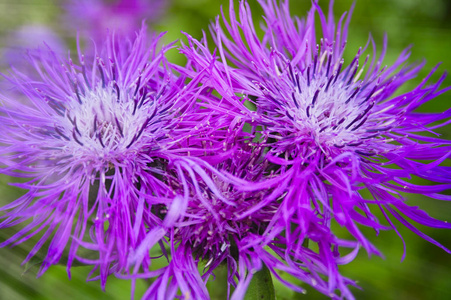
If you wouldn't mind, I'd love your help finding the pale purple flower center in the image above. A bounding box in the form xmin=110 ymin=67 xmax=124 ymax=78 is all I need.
xmin=55 ymin=84 xmax=155 ymax=162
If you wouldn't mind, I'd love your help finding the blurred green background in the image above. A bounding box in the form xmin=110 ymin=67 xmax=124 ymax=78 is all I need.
xmin=0 ymin=0 xmax=450 ymax=299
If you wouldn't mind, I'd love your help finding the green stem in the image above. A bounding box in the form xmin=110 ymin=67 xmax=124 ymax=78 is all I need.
xmin=244 ymin=263 xmax=276 ymax=300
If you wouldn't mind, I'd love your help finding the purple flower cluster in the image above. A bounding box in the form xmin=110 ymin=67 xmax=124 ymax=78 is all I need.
xmin=0 ymin=0 xmax=450 ymax=299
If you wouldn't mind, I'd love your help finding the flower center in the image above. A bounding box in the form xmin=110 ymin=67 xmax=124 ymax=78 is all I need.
xmin=260 ymin=55 xmax=394 ymax=158
xmin=290 ymin=75 xmax=368 ymax=146
xmin=55 ymin=83 xmax=156 ymax=161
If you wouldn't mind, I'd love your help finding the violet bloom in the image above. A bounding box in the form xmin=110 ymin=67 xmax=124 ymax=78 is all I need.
xmin=181 ymin=0 xmax=451 ymax=298
xmin=138 ymin=143 xmax=360 ymax=299
xmin=65 ymin=0 xmax=167 ymax=42
xmin=0 ymin=27 xmax=214 ymax=288
xmin=1 ymin=25 xmax=65 ymax=69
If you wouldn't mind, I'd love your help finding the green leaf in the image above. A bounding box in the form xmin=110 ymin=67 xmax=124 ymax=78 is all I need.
xmin=244 ymin=264 xmax=276 ymax=300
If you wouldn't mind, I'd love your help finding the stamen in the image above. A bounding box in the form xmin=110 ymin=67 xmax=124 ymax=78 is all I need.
xmin=288 ymin=63 xmax=296 ymax=84
xmin=74 ymin=84 xmax=82 ymax=104
xmin=362 ymin=134 xmax=379 ymax=139
xmin=312 ymin=89 xmax=320 ymax=106
xmin=325 ymin=54 xmax=332 ymax=78
xmin=346 ymin=65 xmax=358 ymax=86
xmin=134 ymin=75 xmax=141 ymax=97
xmin=345 ymin=113 xmax=363 ymax=129
xmin=110 ymin=58 xmax=116 ymax=81
xmin=97 ymin=58 xmax=106 ymax=88
xmin=347 ymin=141 xmax=363 ymax=147
xmin=72 ymin=129 xmax=84 ymax=146
xmin=115 ymin=117 xmax=124 ymax=137
xmin=132 ymin=98 xmax=138 ymax=116
xmin=148 ymin=105 xmax=158 ymax=121
xmin=366 ymin=126 xmax=392 ymax=133
xmin=351 ymin=115 xmax=368 ymax=131
xmin=98 ymin=132 xmax=105 ymax=148
xmin=46 ymin=97 xmax=65 ymax=116
xmin=291 ymin=92 xmax=299 ymax=108
xmin=345 ymin=87 xmax=360 ymax=104
xmin=333 ymin=59 xmax=344 ymax=85
xmin=93 ymin=115 xmax=97 ymax=134
xmin=359 ymin=84 xmax=378 ymax=105
xmin=114 ymin=82 xmax=120 ymax=101
xmin=295 ymin=71 xmax=301 ymax=92
xmin=355 ymin=150 xmax=375 ymax=156
xmin=325 ymin=74 xmax=335 ymax=92
xmin=73 ymin=117 xmax=81 ymax=136
xmin=138 ymin=88 xmax=148 ymax=108
xmin=55 ymin=126 xmax=70 ymax=141
xmin=127 ymin=117 xmax=151 ymax=148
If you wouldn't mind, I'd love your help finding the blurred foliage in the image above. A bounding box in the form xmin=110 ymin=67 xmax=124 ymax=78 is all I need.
xmin=0 ymin=0 xmax=450 ymax=299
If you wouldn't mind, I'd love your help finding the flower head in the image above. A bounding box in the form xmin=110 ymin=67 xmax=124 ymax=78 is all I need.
xmin=181 ymin=0 xmax=451 ymax=298
xmin=142 ymin=144 xmax=360 ymax=299
xmin=0 ymin=27 xmax=214 ymax=287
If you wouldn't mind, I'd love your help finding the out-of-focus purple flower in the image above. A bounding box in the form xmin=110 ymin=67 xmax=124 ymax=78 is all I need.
xmin=65 ymin=0 xmax=167 ymax=42
xmin=1 ymin=25 xmax=65 ymax=69
xmin=180 ymin=0 xmax=451 ymax=298
xmin=0 ymin=26 xmax=216 ymax=288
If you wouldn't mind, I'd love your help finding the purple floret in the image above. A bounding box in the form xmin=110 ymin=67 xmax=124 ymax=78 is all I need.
xmin=178 ymin=0 xmax=451 ymax=298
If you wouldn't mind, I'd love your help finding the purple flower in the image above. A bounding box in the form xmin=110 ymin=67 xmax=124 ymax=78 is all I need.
xmin=65 ymin=0 xmax=167 ymax=42
xmin=138 ymin=145 xmax=360 ymax=299
xmin=1 ymin=25 xmax=65 ymax=69
xmin=180 ymin=0 xmax=451 ymax=298
xmin=0 ymin=27 xmax=214 ymax=288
